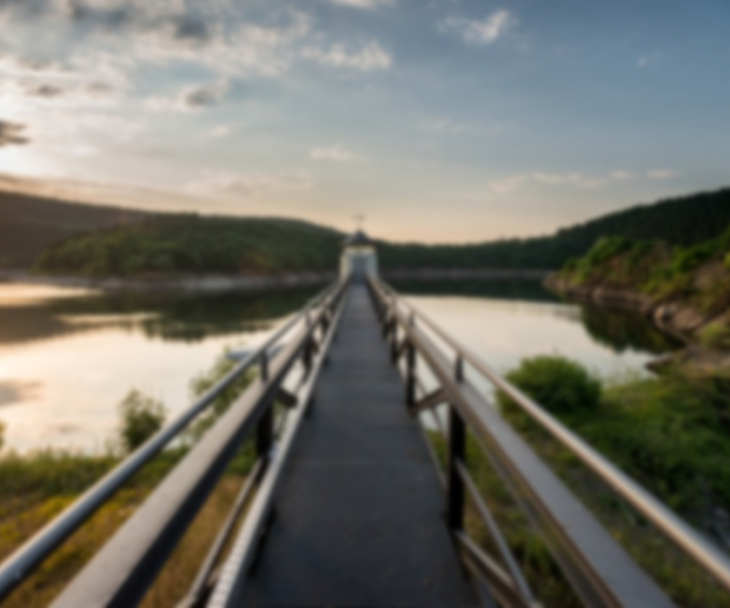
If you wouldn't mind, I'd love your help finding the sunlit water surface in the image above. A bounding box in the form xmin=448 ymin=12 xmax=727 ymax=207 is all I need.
xmin=0 ymin=279 xmax=677 ymax=452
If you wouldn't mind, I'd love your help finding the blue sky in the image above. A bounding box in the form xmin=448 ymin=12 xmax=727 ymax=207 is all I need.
xmin=0 ymin=0 xmax=728 ymax=242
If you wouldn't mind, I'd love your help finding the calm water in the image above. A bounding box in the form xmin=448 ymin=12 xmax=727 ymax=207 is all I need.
xmin=0 ymin=279 xmax=677 ymax=452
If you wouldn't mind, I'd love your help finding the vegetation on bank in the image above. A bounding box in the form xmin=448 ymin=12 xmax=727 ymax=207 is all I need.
xmin=34 ymin=215 xmax=343 ymax=276
xmin=429 ymin=355 xmax=730 ymax=607
xmin=550 ymin=224 xmax=730 ymax=352
xmin=0 ymin=351 xmax=255 ymax=607
xmin=0 ymin=190 xmax=148 ymax=269
xmin=557 ymin=224 xmax=730 ymax=297
xmin=5 ymin=186 xmax=730 ymax=274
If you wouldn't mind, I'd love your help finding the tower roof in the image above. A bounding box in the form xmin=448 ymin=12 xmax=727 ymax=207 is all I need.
xmin=342 ymin=230 xmax=374 ymax=248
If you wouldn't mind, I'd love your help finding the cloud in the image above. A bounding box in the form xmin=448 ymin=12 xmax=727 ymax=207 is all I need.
xmin=637 ymin=53 xmax=662 ymax=68
xmin=23 ymin=83 xmax=66 ymax=98
xmin=208 ymin=124 xmax=234 ymax=139
xmin=186 ymin=169 xmax=314 ymax=198
xmin=182 ymin=81 xmax=229 ymax=108
xmin=0 ymin=119 xmax=29 ymax=146
xmin=647 ymin=169 xmax=678 ymax=180
xmin=486 ymin=169 xmax=641 ymax=194
xmin=146 ymin=80 xmax=229 ymax=112
xmin=302 ymin=41 xmax=392 ymax=71
xmin=419 ymin=118 xmax=465 ymax=134
xmin=170 ymin=14 xmax=212 ymax=43
xmin=441 ymin=9 xmax=516 ymax=46
xmin=330 ymin=0 xmax=394 ymax=8
xmin=310 ymin=145 xmax=362 ymax=162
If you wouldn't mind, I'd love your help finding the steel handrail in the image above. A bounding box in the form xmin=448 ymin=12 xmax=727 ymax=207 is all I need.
xmin=52 ymin=279 xmax=349 ymax=607
xmin=0 ymin=281 xmax=338 ymax=602
xmin=373 ymin=277 xmax=730 ymax=595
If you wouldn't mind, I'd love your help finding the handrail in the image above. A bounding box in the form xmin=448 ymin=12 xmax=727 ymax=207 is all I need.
xmin=51 ymin=279 xmax=349 ymax=607
xmin=207 ymin=280 xmax=349 ymax=608
xmin=0 ymin=281 xmax=338 ymax=602
xmin=372 ymin=277 xmax=730 ymax=598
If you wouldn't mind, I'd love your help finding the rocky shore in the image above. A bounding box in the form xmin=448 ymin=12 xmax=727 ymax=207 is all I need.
xmin=545 ymin=272 xmax=730 ymax=378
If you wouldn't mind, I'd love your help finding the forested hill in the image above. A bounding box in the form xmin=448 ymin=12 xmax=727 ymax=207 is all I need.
xmin=376 ymin=188 xmax=730 ymax=270
xmin=35 ymin=215 xmax=344 ymax=276
xmin=0 ymin=190 xmax=151 ymax=268
xmin=3 ymin=186 xmax=730 ymax=275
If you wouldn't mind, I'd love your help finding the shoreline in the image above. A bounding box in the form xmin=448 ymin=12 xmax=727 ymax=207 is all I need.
xmin=545 ymin=274 xmax=730 ymax=377
xmin=0 ymin=268 xmax=553 ymax=293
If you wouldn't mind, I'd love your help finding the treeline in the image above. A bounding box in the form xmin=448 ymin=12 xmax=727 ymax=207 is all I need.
xmin=15 ymin=185 xmax=730 ymax=276
xmin=0 ymin=190 xmax=149 ymax=268
xmin=35 ymin=215 xmax=343 ymax=276
xmin=378 ymin=187 xmax=730 ymax=270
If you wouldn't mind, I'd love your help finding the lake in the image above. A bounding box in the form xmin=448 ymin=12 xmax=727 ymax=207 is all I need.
xmin=0 ymin=279 xmax=678 ymax=452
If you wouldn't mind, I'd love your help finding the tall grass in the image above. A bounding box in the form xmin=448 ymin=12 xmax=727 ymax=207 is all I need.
xmin=0 ymin=349 xmax=256 ymax=607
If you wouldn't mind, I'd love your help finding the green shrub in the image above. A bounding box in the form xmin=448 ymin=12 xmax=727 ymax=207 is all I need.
xmin=724 ymin=251 xmax=730 ymax=270
xmin=118 ymin=390 xmax=166 ymax=453
xmin=583 ymin=236 xmax=633 ymax=267
xmin=0 ymin=420 xmax=5 ymax=452
xmin=561 ymin=257 xmax=580 ymax=273
xmin=699 ymin=323 xmax=730 ymax=350
xmin=497 ymin=355 xmax=601 ymax=420
xmin=672 ymin=244 xmax=716 ymax=275
xmin=626 ymin=240 xmax=657 ymax=269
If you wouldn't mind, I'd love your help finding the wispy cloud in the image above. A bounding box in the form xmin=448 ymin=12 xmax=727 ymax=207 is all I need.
xmin=310 ymin=145 xmax=362 ymax=162
xmin=647 ymin=169 xmax=678 ymax=180
xmin=441 ymin=10 xmax=516 ymax=46
xmin=181 ymin=81 xmax=229 ymax=109
xmin=208 ymin=124 xmax=235 ymax=139
xmin=419 ymin=118 xmax=465 ymax=134
xmin=146 ymin=80 xmax=229 ymax=112
xmin=0 ymin=119 xmax=29 ymax=147
xmin=637 ymin=53 xmax=663 ymax=68
xmin=186 ymin=169 xmax=314 ymax=198
xmin=330 ymin=0 xmax=394 ymax=9
xmin=302 ymin=41 xmax=392 ymax=71
xmin=485 ymin=169 xmax=642 ymax=194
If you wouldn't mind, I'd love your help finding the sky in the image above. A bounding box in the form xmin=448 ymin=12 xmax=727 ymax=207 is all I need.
xmin=0 ymin=0 xmax=728 ymax=243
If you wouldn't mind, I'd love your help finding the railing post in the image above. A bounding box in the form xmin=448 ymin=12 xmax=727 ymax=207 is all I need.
xmin=302 ymin=337 xmax=315 ymax=376
xmin=390 ymin=323 xmax=399 ymax=363
xmin=256 ymin=406 xmax=274 ymax=463
xmin=446 ymin=405 xmax=466 ymax=532
xmin=405 ymin=341 xmax=416 ymax=407
xmin=259 ymin=350 xmax=269 ymax=383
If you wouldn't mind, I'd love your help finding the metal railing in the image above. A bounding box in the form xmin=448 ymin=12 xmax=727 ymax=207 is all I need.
xmin=0 ymin=279 xmax=349 ymax=606
xmin=368 ymin=276 xmax=730 ymax=608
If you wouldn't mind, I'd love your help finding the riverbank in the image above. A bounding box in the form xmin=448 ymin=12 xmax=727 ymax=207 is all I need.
xmin=0 ymin=269 xmax=551 ymax=293
xmin=545 ymin=233 xmax=730 ymax=377
xmin=0 ymin=270 xmax=335 ymax=293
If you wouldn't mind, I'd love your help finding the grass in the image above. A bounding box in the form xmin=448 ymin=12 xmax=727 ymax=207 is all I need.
xmin=0 ymin=349 xmax=257 ymax=607
xmin=466 ymin=355 xmax=730 ymax=606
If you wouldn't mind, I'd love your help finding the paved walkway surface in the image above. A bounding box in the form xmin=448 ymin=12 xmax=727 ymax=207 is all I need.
xmin=241 ymin=284 xmax=478 ymax=607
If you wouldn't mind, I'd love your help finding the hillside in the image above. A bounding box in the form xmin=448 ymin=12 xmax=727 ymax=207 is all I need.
xmin=0 ymin=191 xmax=151 ymax=268
xmin=35 ymin=215 xmax=343 ymax=276
xmin=546 ymin=229 xmax=730 ymax=356
xmin=3 ymin=186 xmax=730 ymax=274
xmin=376 ymin=187 xmax=730 ymax=270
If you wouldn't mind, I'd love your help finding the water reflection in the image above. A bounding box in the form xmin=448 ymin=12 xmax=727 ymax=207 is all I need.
xmin=0 ymin=286 xmax=320 ymax=346
xmin=396 ymin=279 xmax=677 ymax=357
xmin=391 ymin=278 xmax=560 ymax=303
xmin=0 ymin=279 xmax=679 ymax=452
xmin=579 ymin=306 xmax=680 ymax=355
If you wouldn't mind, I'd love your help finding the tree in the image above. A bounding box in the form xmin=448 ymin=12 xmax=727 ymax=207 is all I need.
xmin=118 ymin=390 xmax=166 ymax=454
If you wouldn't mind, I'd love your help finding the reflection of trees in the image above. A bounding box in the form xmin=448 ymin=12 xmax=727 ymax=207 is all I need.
xmin=49 ymin=286 xmax=320 ymax=343
xmin=0 ymin=305 xmax=117 ymax=346
xmin=0 ymin=286 xmax=320 ymax=346
xmin=392 ymin=279 xmax=560 ymax=303
xmin=580 ymin=306 xmax=680 ymax=354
